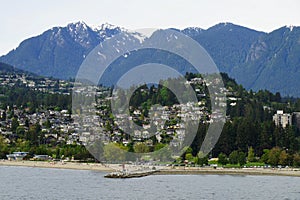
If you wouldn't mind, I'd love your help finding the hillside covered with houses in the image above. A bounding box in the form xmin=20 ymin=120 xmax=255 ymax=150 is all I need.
xmin=0 ymin=64 xmax=300 ymax=167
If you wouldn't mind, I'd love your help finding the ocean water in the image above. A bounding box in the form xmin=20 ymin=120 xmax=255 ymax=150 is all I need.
xmin=0 ymin=166 xmax=300 ymax=200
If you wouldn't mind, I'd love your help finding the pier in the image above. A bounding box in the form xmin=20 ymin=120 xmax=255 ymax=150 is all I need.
xmin=104 ymin=170 xmax=158 ymax=178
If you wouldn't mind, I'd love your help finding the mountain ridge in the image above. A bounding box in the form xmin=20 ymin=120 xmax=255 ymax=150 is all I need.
xmin=1 ymin=21 xmax=300 ymax=96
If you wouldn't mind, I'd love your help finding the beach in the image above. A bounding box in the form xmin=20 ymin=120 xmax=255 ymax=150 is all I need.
xmin=156 ymin=167 xmax=300 ymax=177
xmin=0 ymin=160 xmax=114 ymax=172
xmin=1 ymin=160 xmax=300 ymax=177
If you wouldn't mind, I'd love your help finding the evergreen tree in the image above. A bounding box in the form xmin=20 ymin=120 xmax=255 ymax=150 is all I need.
xmin=218 ymin=153 xmax=228 ymax=166
xmin=247 ymin=147 xmax=255 ymax=162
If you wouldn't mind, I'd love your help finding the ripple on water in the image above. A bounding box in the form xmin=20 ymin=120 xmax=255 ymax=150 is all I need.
xmin=0 ymin=166 xmax=300 ymax=200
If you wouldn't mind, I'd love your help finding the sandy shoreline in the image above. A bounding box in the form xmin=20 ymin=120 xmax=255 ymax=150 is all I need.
xmin=0 ymin=160 xmax=114 ymax=172
xmin=155 ymin=167 xmax=300 ymax=177
xmin=1 ymin=160 xmax=300 ymax=177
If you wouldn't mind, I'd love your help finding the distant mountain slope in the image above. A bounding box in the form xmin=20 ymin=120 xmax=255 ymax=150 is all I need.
xmin=1 ymin=22 xmax=300 ymax=96
xmin=230 ymin=26 xmax=300 ymax=96
xmin=0 ymin=22 xmax=121 ymax=79
xmin=0 ymin=62 xmax=29 ymax=75
xmin=185 ymin=23 xmax=266 ymax=74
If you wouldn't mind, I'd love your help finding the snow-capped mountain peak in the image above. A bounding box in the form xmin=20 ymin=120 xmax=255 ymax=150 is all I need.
xmin=90 ymin=23 xmax=122 ymax=39
xmin=92 ymin=22 xmax=119 ymax=32
xmin=181 ymin=27 xmax=203 ymax=37
xmin=286 ymin=25 xmax=294 ymax=32
xmin=67 ymin=21 xmax=89 ymax=32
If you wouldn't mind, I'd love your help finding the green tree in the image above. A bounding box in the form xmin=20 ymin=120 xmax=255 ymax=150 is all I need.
xmin=153 ymin=144 xmax=172 ymax=161
xmin=293 ymin=153 xmax=300 ymax=167
xmin=218 ymin=153 xmax=228 ymax=166
xmin=34 ymin=145 xmax=49 ymax=155
xmin=247 ymin=147 xmax=256 ymax=162
xmin=74 ymin=146 xmax=92 ymax=160
xmin=26 ymin=124 xmax=41 ymax=145
xmin=185 ymin=153 xmax=194 ymax=162
xmin=11 ymin=117 xmax=19 ymax=133
xmin=267 ymin=147 xmax=281 ymax=166
xmin=0 ymin=135 xmax=9 ymax=159
xmin=103 ymin=143 xmax=126 ymax=162
xmin=16 ymin=126 xmax=26 ymax=138
xmin=88 ymin=140 xmax=104 ymax=161
xmin=229 ymin=150 xmax=239 ymax=164
xmin=259 ymin=122 xmax=273 ymax=154
xmin=197 ymin=151 xmax=208 ymax=166
xmin=105 ymin=121 xmax=113 ymax=133
xmin=43 ymin=119 xmax=51 ymax=129
xmin=238 ymin=151 xmax=246 ymax=166
xmin=214 ymin=121 xmax=235 ymax=156
xmin=236 ymin=118 xmax=258 ymax=152
xmin=133 ymin=142 xmax=149 ymax=153
xmin=14 ymin=139 xmax=30 ymax=152
xmin=229 ymin=150 xmax=246 ymax=166
xmin=260 ymin=149 xmax=270 ymax=163
xmin=278 ymin=150 xmax=288 ymax=166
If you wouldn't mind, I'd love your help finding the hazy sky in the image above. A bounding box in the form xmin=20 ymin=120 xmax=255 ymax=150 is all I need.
xmin=1 ymin=0 xmax=300 ymax=55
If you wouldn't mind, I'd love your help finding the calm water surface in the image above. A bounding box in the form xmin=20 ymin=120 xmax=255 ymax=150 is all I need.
xmin=0 ymin=166 xmax=300 ymax=200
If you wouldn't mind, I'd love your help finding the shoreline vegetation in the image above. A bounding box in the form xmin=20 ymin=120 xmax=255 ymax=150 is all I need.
xmin=1 ymin=160 xmax=300 ymax=177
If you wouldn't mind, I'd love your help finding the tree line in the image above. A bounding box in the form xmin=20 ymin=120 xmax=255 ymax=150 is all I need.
xmin=0 ymin=84 xmax=71 ymax=112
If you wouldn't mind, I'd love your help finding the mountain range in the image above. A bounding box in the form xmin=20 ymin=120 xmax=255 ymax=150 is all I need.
xmin=1 ymin=21 xmax=300 ymax=96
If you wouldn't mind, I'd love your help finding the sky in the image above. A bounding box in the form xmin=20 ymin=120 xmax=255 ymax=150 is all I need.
xmin=1 ymin=0 xmax=300 ymax=56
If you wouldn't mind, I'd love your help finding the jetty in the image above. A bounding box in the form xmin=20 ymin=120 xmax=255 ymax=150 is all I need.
xmin=104 ymin=163 xmax=160 ymax=178
xmin=104 ymin=170 xmax=158 ymax=178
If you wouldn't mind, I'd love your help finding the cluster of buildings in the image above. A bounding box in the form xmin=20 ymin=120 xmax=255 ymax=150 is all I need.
xmin=72 ymin=76 xmax=228 ymax=149
xmin=273 ymin=110 xmax=300 ymax=129
xmin=0 ymin=107 xmax=77 ymax=144
xmin=0 ymin=72 xmax=78 ymax=145
xmin=0 ymin=73 xmax=231 ymax=150
xmin=0 ymin=73 xmax=72 ymax=95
